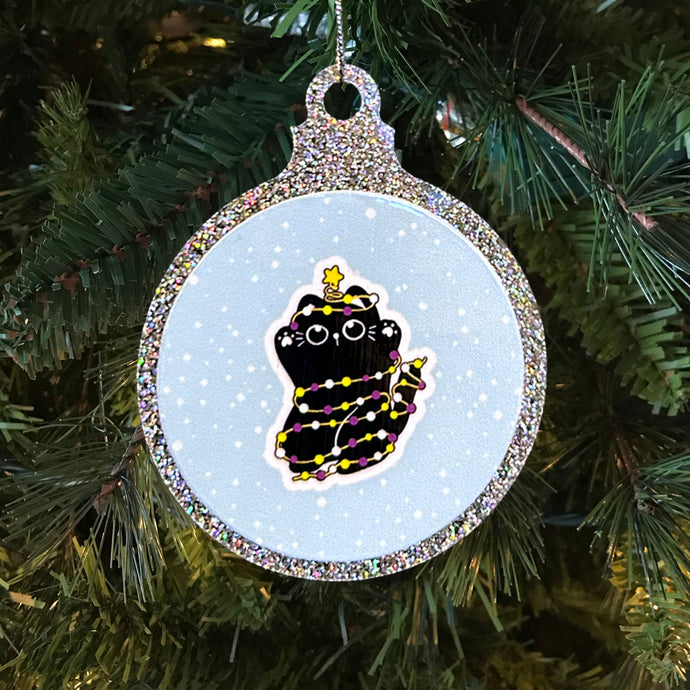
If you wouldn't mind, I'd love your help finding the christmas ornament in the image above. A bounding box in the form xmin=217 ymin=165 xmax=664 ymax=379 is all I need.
xmin=137 ymin=5 xmax=546 ymax=580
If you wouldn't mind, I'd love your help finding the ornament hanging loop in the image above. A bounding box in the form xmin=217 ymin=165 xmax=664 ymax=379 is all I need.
xmin=334 ymin=0 xmax=345 ymax=82
xmin=304 ymin=64 xmax=383 ymax=124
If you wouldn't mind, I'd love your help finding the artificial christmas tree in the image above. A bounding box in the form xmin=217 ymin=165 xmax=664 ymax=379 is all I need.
xmin=1 ymin=1 xmax=690 ymax=688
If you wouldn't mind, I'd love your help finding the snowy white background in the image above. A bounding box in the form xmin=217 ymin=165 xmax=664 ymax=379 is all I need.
xmin=157 ymin=191 xmax=523 ymax=562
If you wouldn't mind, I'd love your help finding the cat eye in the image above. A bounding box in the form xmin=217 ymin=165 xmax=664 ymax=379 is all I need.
xmin=342 ymin=319 xmax=366 ymax=341
xmin=306 ymin=324 xmax=329 ymax=345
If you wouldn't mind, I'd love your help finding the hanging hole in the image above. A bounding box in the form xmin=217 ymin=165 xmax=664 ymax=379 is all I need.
xmin=323 ymin=82 xmax=361 ymax=120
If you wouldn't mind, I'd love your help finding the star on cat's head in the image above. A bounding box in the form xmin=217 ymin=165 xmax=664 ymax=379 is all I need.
xmin=323 ymin=265 xmax=344 ymax=292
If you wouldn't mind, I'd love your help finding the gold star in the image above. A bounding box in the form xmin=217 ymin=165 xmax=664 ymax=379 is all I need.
xmin=323 ymin=265 xmax=344 ymax=291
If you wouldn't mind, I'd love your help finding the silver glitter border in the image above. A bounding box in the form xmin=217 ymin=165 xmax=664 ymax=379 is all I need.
xmin=137 ymin=65 xmax=547 ymax=581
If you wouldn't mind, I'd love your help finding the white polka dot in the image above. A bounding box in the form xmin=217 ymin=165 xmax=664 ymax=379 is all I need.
xmin=251 ymin=275 xmax=259 ymax=283
xmin=377 ymin=429 xmax=387 ymax=440
xmin=193 ymin=321 xmax=202 ymax=329
xmin=254 ymin=426 xmax=262 ymax=434
xmin=439 ymin=468 xmax=447 ymax=478
xmin=356 ymin=397 xmax=365 ymax=405
xmin=316 ymin=497 xmax=327 ymax=508
xmin=171 ymin=440 xmax=183 ymax=452
xmin=458 ymin=308 xmax=466 ymax=316
xmin=331 ymin=446 xmax=341 ymax=456
xmin=303 ymin=304 xmax=314 ymax=316
xmin=374 ymin=452 xmax=383 ymax=460
xmin=370 ymin=293 xmax=379 ymax=304
xmin=162 ymin=386 xmax=171 ymax=394
xmin=299 ymin=403 xmax=309 ymax=413
xmin=401 ymin=363 xmax=410 ymax=373
xmin=234 ymin=441 xmax=242 ymax=449
xmin=478 ymin=393 xmax=487 ymax=402
xmin=466 ymin=410 xmax=474 ymax=419
xmin=199 ymin=399 xmax=206 ymax=406
xmin=461 ymin=325 xmax=469 ymax=334
xmin=276 ymin=448 xmax=286 ymax=458
xmin=365 ymin=207 xmax=377 ymax=219
xmin=176 ymin=397 xmax=184 ymax=407
xmin=236 ymin=393 xmax=245 ymax=402
xmin=442 ymin=487 xmax=450 ymax=495
xmin=183 ymin=353 xmax=191 ymax=362
xmin=501 ymin=315 xmax=511 ymax=324
xmin=493 ymin=410 xmax=503 ymax=420
xmin=325 ymin=379 xmax=334 ymax=389
xmin=393 ymin=392 xmax=403 ymax=403
xmin=311 ymin=420 xmax=320 ymax=430
xmin=375 ymin=371 xmax=383 ymax=380
xmin=413 ymin=510 xmax=423 ymax=519
xmin=188 ymin=273 xmax=199 ymax=285
xmin=466 ymin=370 xmax=474 ymax=378
xmin=418 ymin=301 xmax=429 ymax=311
xmin=366 ymin=411 xmax=376 ymax=422
xmin=199 ymin=378 xmax=208 ymax=387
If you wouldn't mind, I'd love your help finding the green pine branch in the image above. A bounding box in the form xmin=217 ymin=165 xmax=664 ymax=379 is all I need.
xmin=514 ymin=209 xmax=690 ymax=414
xmin=36 ymin=79 xmax=114 ymax=206
xmin=586 ymin=451 xmax=690 ymax=597
xmin=438 ymin=468 xmax=548 ymax=606
xmin=609 ymin=551 xmax=690 ymax=688
xmin=1 ymin=69 xmax=307 ymax=375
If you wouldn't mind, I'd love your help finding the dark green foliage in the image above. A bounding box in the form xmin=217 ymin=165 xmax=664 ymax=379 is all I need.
xmin=2 ymin=70 xmax=306 ymax=375
xmin=586 ymin=452 xmax=690 ymax=596
xmin=514 ymin=209 xmax=690 ymax=414
xmin=36 ymin=80 xmax=114 ymax=205
xmin=2 ymin=0 xmax=690 ymax=688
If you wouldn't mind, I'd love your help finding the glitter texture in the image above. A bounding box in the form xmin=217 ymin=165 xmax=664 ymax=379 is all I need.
xmin=137 ymin=64 xmax=547 ymax=580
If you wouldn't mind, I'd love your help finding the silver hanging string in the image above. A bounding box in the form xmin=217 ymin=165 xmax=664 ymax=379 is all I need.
xmin=334 ymin=0 xmax=345 ymax=81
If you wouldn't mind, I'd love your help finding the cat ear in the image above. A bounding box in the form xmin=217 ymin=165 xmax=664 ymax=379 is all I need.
xmin=346 ymin=285 xmax=378 ymax=313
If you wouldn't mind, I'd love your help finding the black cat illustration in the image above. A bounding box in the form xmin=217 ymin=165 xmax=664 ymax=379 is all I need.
xmin=272 ymin=264 xmax=430 ymax=484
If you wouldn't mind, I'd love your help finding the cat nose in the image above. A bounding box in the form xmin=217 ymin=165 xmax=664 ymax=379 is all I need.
xmin=333 ymin=333 xmax=340 ymax=345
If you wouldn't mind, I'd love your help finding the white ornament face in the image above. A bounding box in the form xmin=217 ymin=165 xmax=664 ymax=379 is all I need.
xmin=138 ymin=65 xmax=546 ymax=580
